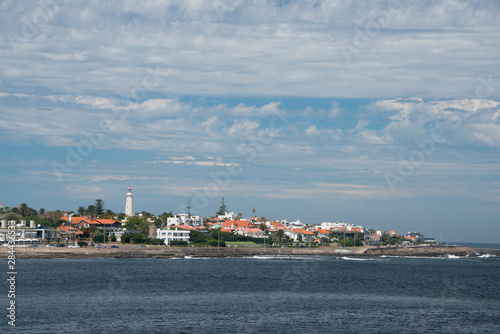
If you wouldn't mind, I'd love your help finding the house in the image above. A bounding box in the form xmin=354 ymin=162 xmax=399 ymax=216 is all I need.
xmin=221 ymin=220 xmax=254 ymax=233
xmin=206 ymin=222 xmax=224 ymax=229
xmin=0 ymin=222 xmax=63 ymax=243
xmin=170 ymin=225 xmax=194 ymax=230
xmin=62 ymin=217 xmax=120 ymax=230
xmin=316 ymin=228 xmax=332 ymax=240
xmin=167 ymin=214 xmax=203 ymax=227
xmin=218 ymin=211 xmax=236 ymax=220
xmin=234 ymin=227 xmax=266 ymax=238
xmin=156 ymin=227 xmax=191 ymax=245
xmin=366 ymin=233 xmax=381 ymax=242
xmin=57 ymin=224 xmax=83 ymax=236
xmin=284 ymin=229 xmax=315 ymax=242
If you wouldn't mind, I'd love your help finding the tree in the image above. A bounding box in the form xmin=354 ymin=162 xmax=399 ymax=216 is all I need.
xmin=39 ymin=208 xmax=45 ymax=217
xmin=82 ymin=228 xmax=91 ymax=238
xmin=18 ymin=203 xmax=29 ymax=217
xmin=273 ymin=229 xmax=285 ymax=244
xmin=216 ymin=197 xmax=227 ymax=216
xmin=86 ymin=205 xmax=96 ymax=218
xmin=124 ymin=216 xmax=149 ymax=234
xmin=252 ymin=208 xmax=256 ymax=217
xmin=77 ymin=206 xmax=86 ymax=217
xmin=95 ymin=199 xmax=104 ymax=216
xmin=237 ymin=212 xmax=243 ymax=220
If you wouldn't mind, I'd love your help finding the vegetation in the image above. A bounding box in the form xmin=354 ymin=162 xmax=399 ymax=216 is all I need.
xmin=189 ymin=229 xmax=266 ymax=247
xmin=120 ymin=233 xmax=164 ymax=245
xmin=95 ymin=199 xmax=105 ymax=216
xmin=338 ymin=237 xmax=363 ymax=247
xmin=124 ymin=216 xmax=149 ymax=234
xmin=77 ymin=241 xmax=88 ymax=247
xmin=216 ymin=197 xmax=227 ymax=216
xmin=169 ymin=240 xmax=188 ymax=246
xmin=93 ymin=234 xmax=109 ymax=243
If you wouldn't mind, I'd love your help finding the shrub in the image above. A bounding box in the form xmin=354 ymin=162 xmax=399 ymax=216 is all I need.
xmin=77 ymin=241 xmax=88 ymax=247
xmin=169 ymin=240 xmax=188 ymax=246
xmin=148 ymin=238 xmax=165 ymax=245
xmin=208 ymin=239 xmax=225 ymax=247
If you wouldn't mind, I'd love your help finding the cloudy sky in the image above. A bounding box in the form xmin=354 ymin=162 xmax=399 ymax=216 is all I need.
xmin=1 ymin=0 xmax=499 ymax=242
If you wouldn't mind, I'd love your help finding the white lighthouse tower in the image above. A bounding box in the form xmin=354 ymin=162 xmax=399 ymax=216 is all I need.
xmin=125 ymin=186 xmax=133 ymax=216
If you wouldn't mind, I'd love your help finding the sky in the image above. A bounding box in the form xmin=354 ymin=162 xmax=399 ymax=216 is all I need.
xmin=0 ymin=0 xmax=499 ymax=242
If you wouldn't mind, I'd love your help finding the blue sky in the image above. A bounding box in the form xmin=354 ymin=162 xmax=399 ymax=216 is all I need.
xmin=1 ymin=0 xmax=499 ymax=242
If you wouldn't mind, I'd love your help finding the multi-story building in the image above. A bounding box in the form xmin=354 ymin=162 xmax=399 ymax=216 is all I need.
xmin=156 ymin=227 xmax=191 ymax=245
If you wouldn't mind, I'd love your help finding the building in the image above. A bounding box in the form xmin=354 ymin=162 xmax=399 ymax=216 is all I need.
xmin=284 ymin=228 xmax=315 ymax=243
xmin=125 ymin=186 xmax=133 ymax=216
xmin=0 ymin=220 xmax=63 ymax=243
xmin=221 ymin=220 xmax=254 ymax=233
xmin=61 ymin=217 xmax=120 ymax=230
xmin=234 ymin=227 xmax=267 ymax=238
xmin=156 ymin=227 xmax=191 ymax=245
xmin=218 ymin=211 xmax=236 ymax=220
xmin=167 ymin=214 xmax=203 ymax=227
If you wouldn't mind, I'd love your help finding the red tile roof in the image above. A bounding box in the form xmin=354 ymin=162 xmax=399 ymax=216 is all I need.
xmin=290 ymin=228 xmax=314 ymax=235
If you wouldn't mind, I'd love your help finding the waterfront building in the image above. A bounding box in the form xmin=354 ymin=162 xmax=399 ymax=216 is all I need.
xmin=125 ymin=186 xmax=133 ymax=216
xmin=0 ymin=220 xmax=63 ymax=243
xmin=284 ymin=228 xmax=315 ymax=242
xmin=156 ymin=227 xmax=191 ymax=245
xmin=234 ymin=227 xmax=267 ymax=238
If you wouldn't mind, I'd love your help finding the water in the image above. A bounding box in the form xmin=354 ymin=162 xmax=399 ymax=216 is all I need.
xmin=2 ymin=256 xmax=500 ymax=333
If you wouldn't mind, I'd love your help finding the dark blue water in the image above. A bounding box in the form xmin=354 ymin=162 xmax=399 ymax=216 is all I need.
xmin=2 ymin=255 xmax=500 ymax=333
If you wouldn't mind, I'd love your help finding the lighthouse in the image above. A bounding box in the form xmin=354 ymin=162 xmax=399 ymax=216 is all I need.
xmin=125 ymin=186 xmax=133 ymax=216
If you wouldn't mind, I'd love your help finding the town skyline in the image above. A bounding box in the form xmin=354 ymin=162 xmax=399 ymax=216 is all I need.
xmin=1 ymin=1 xmax=499 ymax=243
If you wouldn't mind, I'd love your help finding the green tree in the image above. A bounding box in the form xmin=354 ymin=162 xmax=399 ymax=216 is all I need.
xmin=124 ymin=216 xmax=149 ymax=234
xmin=18 ymin=203 xmax=29 ymax=217
xmin=95 ymin=199 xmax=104 ymax=216
xmin=77 ymin=206 xmax=86 ymax=217
xmin=273 ymin=229 xmax=285 ymax=244
xmin=236 ymin=212 xmax=243 ymax=220
xmin=216 ymin=197 xmax=227 ymax=216
xmin=39 ymin=208 xmax=45 ymax=216
xmin=86 ymin=205 xmax=96 ymax=218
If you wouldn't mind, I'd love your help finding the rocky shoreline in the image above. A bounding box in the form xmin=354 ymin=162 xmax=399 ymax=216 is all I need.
xmin=2 ymin=244 xmax=499 ymax=259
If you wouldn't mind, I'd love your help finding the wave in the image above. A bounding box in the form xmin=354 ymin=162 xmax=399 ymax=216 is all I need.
xmin=477 ymin=254 xmax=497 ymax=258
xmin=445 ymin=254 xmax=462 ymax=259
xmin=339 ymin=257 xmax=372 ymax=261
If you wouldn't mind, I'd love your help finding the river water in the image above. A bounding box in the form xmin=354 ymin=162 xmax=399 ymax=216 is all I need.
xmin=2 ymin=255 xmax=500 ymax=333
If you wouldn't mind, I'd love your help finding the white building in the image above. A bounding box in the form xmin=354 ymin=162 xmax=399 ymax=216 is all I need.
xmin=125 ymin=186 xmax=133 ymax=216
xmin=167 ymin=214 xmax=203 ymax=227
xmin=218 ymin=211 xmax=236 ymax=220
xmin=318 ymin=222 xmax=364 ymax=233
xmin=156 ymin=227 xmax=191 ymax=245
xmin=281 ymin=219 xmax=305 ymax=229
xmin=284 ymin=228 xmax=315 ymax=242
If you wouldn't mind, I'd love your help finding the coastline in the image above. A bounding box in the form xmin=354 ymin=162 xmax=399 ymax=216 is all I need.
xmin=2 ymin=244 xmax=499 ymax=259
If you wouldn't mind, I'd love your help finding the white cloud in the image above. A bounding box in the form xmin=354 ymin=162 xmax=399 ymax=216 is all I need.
xmin=1 ymin=1 xmax=499 ymax=98
xmin=227 ymin=119 xmax=260 ymax=137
